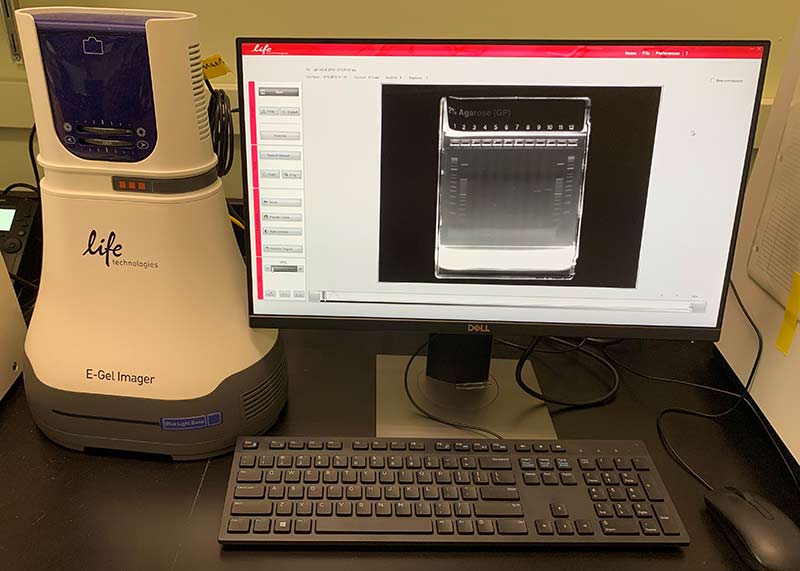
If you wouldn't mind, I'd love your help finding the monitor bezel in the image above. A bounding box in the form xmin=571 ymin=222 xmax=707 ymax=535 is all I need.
xmin=235 ymin=38 xmax=770 ymax=341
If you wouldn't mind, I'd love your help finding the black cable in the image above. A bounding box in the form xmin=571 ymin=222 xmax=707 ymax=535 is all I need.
xmin=496 ymin=336 xmax=585 ymax=354
xmin=28 ymin=124 xmax=40 ymax=191
xmin=507 ymin=336 xmax=620 ymax=408
xmin=9 ymin=272 xmax=39 ymax=291
xmin=403 ymin=341 xmax=504 ymax=439
xmin=1 ymin=182 xmax=38 ymax=196
xmin=205 ymin=79 xmax=235 ymax=178
xmin=653 ymin=281 xmax=764 ymax=492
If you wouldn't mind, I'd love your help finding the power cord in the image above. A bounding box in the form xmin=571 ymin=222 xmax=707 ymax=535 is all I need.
xmin=205 ymin=79 xmax=236 ymax=178
xmin=506 ymin=336 xmax=621 ymax=408
xmin=603 ymin=281 xmax=800 ymax=490
xmin=403 ymin=341 xmax=504 ymax=439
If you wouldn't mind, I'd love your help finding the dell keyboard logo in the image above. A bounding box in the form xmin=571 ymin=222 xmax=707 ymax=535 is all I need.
xmin=82 ymin=36 xmax=104 ymax=56
xmin=467 ymin=324 xmax=490 ymax=333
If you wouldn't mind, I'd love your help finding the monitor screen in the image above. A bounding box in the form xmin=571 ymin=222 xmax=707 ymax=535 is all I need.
xmin=237 ymin=40 xmax=768 ymax=338
xmin=0 ymin=207 xmax=15 ymax=232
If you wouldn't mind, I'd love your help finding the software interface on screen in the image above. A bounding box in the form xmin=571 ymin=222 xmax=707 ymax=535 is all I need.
xmin=239 ymin=41 xmax=765 ymax=328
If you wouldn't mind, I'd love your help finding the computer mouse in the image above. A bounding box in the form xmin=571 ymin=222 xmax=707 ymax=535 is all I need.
xmin=705 ymin=487 xmax=800 ymax=570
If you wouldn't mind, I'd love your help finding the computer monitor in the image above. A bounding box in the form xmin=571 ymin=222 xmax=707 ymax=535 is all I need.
xmin=235 ymin=39 xmax=768 ymax=435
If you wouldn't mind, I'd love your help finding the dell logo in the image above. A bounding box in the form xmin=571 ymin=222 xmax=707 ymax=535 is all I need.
xmin=467 ymin=323 xmax=491 ymax=333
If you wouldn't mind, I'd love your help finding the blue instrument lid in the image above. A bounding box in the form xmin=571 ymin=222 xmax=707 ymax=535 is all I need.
xmin=32 ymin=12 xmax=169 ymax=33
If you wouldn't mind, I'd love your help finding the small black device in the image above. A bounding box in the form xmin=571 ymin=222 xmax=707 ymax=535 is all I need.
xmin=219 ymin=436 xmax=689 ymax=546
xmin=0 ymin=192 xmax=38 ymax=275
xmin=705 ymin=487 xmax=800 ymax=571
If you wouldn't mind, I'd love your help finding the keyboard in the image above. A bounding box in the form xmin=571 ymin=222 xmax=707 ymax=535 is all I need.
xmin=218 ymin=437 xmax=689 ymax=546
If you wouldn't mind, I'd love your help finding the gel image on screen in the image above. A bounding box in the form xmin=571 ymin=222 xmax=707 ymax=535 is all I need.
xmin=379 ymin=84 xmax=662 ymax=288
xmin=435 ymin=95 xmax=591 ymax=280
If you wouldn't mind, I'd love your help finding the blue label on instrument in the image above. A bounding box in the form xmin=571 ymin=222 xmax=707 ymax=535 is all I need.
xmin=160 ymin=412 xmax=223 ymax=430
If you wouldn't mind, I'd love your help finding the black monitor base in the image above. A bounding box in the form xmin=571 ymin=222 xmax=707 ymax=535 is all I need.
xmin=374 ymin=334 xmax=556 ymax=440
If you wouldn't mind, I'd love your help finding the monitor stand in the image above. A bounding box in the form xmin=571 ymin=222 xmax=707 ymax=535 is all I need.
xmin=375 ymin=334 xmax=556 ymax=440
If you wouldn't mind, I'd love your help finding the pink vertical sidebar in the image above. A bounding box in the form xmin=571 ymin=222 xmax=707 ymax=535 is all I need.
xmin=248 ymin=81 xmax=263 ymax=300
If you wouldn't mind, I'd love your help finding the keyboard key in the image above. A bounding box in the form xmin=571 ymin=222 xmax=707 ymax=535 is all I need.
xmin=633 ymin=503 xmax=653 ymax=518
xmin=231 ymin=500 xmax=272 ymax=515
xmin=589 ymin=487 xmax=607 ymax=501
xmin=632 ymin=457 xmax=651 ymax=471
xmin=307 ymin=484 xmax=323 ymax=499
xmin=239 ymin=454 xmax=256 ymax=468
xmin=555 ymin=520 xmax=574 ymax=535
xmin=316 ymin=501 xmax=333 ymax=516
xmin=385 ymin=485 xmax=401 ymax=500
xmin=227 ymin=517 xmax=251 ymax=533
xmin=519 ymin=458 xmax=536 ymax=470
xmin=620 ymin=472 xmax=638 ymax=486
xmin=575 ymin=519 xmax=594 ymax=535
xmin=365 ymin=485 xmax=381 ymax=500
xmin=533 ymin=444 xmax=548 ymax=453
xmin=476 ymin=519 xmax=495 ymax=534
xmin=334 ymin=456 xmax=349 ymax=469
xmin=454 ymin=443 xmax=470 ymax=452
xmin=491 ymin=443 xmax=508 ymax=452
xmin=535 ymin=520 xmax=554 ymax=535
xmin=472 ymin=472 xmax=489 ymax=485
xmin=461 ymin=486 xmax=479 ymax=501
xmin=237 ymin=469 xmax=263 ymax=483
xmin=560 ymin=473 xmax=577 ymax=486
xmin=523 ymin=472 xmax=540 ymax=485
xmin=315 ymin=455 xmax=330 ymax=468
xmin=295 ymin=455 xmax=312 ymax=469
xmin=376 ymin=501 xmax=391 ymax=516
xmin=353 ymin=441 xmax=369 ymax=450
xmin=542 ymin=472 xmax=559 ymax=486
xmin=456 ymin=519 xmax=474 ymax=534
xmin=264 ymin=469 xmax=281 ymax=483
xmin=473 ymin=502 xmax=524 ymax=517
xmin=436 ymin=519 xmax=454 ymax=534
xmin=434 ymin=502 xmax=452 ymax=517
xmin=473 ymin=443 xmax=489 ymax=452
xmin=285 ymin=470 xmax=301 ymax=484
xmin=269 ymin=440 xmax=285 ymax=450
xmin=424 ymin=457 xmax=441 ymax=470
xmin=602 ymin=472 xmax=619 ymax=486
xmin=423 ymin=486 xmax=439 ymax=500
xmin=326 ymin=441 xmax=343 ymax=450
xmin=403 ymin=485 xmax=420 ymax=500
xmin=347 ymin=485 xmax=363 ymax=499
xmin=600 ymin=519 xmax=640 ymax=535
xmin=390 ymin=441 xmax=406 ymax=451
xmin=550 ymin=443 xmax=566 ymax=453
xmin=481 ymin=487 xmax=520 ymax=501
xmin=342 ymin=470 xmax=358 ymax=484
xmin=277 ymin=455 xmax=292 ymax=468
xmin=435 ymin=442 xmax=452 ymax=451
xmin=273 ymin=519 xmax=292 ymax=533
xmin=234 ymin=485 xmax=265 ymax=499
xmin=395 ymin=501 xmax=412 ymax=516
xmin=641 ymin=520 xmax=660 ymax=535
xmin=596 ymin=457 xmax=614 ymax=471
xmin=515 ymin=443 xmax=531 ymax=452
xmin=297 ymin=501 xmax=313 ymax=516
xmin=267 ymin=485 xmax=285 ymax=499
xmin=498 ymin=519 xmax=529 ymax=535
xmin=454 ymin=502 xmax=471 ymax=517
xmin=276 ymin=500 xmax=293 ymax=516
xmin=595 ymin=503 xmax=613 ymax=517
xmin=614 ymin=457 xmax=633 ymax=471
xmin=242 ymin=440 xmax=258 ymax=450
xmin=356 ymin=501 xmax=372 ymax=516
xmin=640 ymin=473 xmax=665 ymax=501
xmin=295 ymin=518 xmax=312 ymax=533
xmin=442 ymin=457 xmax=459 ymax=469
xmin=654 ymin=504 xmax=681 ymax=535
xmin=415 ymin=502 xmax=432 ymax=516
xmin=607 ymin=487 xmax=627 ymax=501
xmin=258 ymin=455 xmax=274 ymax=468
xmin=304 ymin=469 xmax=320 ymax=483
xmin=288 ymin=440 xmax=304 ymax=450
xmin=287 ymin=485 xmax=303 ymax=499
xmin=614 ymin=502 xmax=634 ymax=518
xmin=479 ymin=457 xmax=512 ymax=470
xmin=407 ymin=457 xmax=422 ymax=469
xmin=327 ymin=485 xmax=343 ymax=499
xmin=352 ymin=456 xmax=367 ymax=469
xmin=409 ymin=441 xmax=426 ymax=451
xmin=442 ymin=486 xmax=458 ymax=500
xmin=550 ymin=503 xmax=569 ymax=518
xmin=578 ymin=458 xmax=595 ymax=471
xmin=627 ymin=487 xmax=645 ymax=501
xmin=308 ymin=441 xmax=324 ymax=450
xmin=316 ymin=519 xmax=434 ymax=534
xmin=336 ymin=500 xmax=353 ymax=516
xmin=537 ymin=458 xmax=554 ymax=471
xmin=583 ymin=473 xmax=602 ymax=486
xmin=491 ymin=471 xmax=516 ymax=485
xmin=555 ymin=458 xmax=572 ymax=471
xmin=253 ymin=518 xmax=270 ymax=533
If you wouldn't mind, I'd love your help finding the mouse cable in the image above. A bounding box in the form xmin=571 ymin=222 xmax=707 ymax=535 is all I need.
xmin=603 ymin=284 xmax=799 ymax=494
xmin=403 ymin=341 xmax=504 ymax=439
xmin=642 ymin=281 xmax=773 ymax=492
xmin=505 ymin=336 xmax=620 ymax=408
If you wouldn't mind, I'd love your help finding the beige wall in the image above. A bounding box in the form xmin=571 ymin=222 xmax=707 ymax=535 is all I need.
xmin=1 ymin=1 xmax=799 ymax=195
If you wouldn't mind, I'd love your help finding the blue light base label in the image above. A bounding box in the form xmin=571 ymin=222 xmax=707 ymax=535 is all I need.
xmin=161 ymin=412 xmax=223 ymax=431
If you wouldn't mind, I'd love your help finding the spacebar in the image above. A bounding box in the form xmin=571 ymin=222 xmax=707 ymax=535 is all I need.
xmin=315 ymin=519 xmax=434 ymax=534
